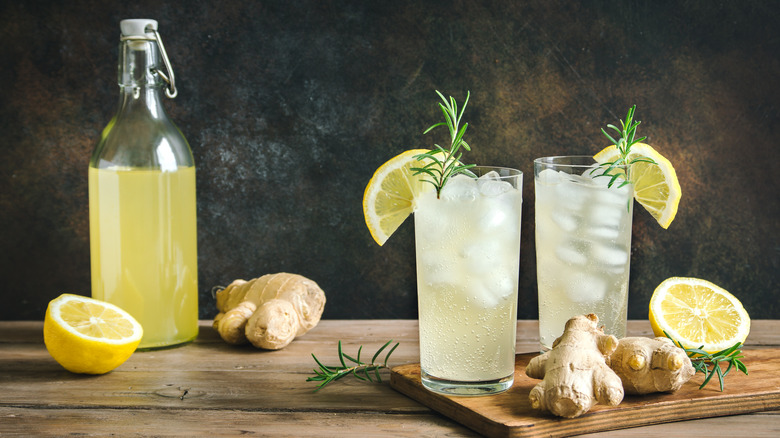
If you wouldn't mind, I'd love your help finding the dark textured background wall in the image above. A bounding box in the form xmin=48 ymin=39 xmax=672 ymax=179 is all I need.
xmin=1 ymin=0 xmax=778 ymax=321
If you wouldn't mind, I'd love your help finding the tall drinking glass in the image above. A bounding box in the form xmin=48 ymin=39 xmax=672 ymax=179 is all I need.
xmin=414 ymin=166 xmax=523 ymax=395
xmin=534 ymin=156 xmax=633 ymax=351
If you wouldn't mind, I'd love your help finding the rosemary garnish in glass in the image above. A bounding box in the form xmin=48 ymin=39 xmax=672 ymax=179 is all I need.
xmin=664 ymin=330 xmax=748 ymax=391
xmin=307 ymin=340 xmax=400 ymax=392
xmin=597 ymin=105 xmax=656 ymax=188
xmin=411 ymin=91 xmax=476 ymax=199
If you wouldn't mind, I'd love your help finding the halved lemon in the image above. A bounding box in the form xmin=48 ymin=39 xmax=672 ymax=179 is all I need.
xmin=594 ymin=143 xmax=681 ymax=229
xmin=649 ymin=277 xmax=750 ymax=353
xmin=43 ymin=294 xmax=143 ymax=374
xmin=362 ymin=149 xmax=439 ymax=246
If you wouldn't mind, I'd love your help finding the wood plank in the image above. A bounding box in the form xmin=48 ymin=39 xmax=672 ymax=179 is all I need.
xmin=390 ymin=349 xmax=780 ymax=438
xmin=0 ymin=367 xmax=427 ymax=412
xmin=0 ymin=406 xmax=776 ymax=437
xmin=0 ymin=407 xmax=479 ymax=437
xmin=1 ymin=320 xmax=779 ymax=436
xmin=2 ymin=319 xmax=778 ymax=345
xmin=577 ymin=411 xmax=780 ymax=438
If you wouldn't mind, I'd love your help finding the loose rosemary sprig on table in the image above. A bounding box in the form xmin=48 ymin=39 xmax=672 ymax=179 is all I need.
xmin=597 ymin=105 xmax=656 ymax=187
xmin=663 ymin=330 xmax=748 ymax=391
xmin=307 ymin=340 xmax=400 ymax=392
xmin=411 ymin=90 xmax=476 ymax=199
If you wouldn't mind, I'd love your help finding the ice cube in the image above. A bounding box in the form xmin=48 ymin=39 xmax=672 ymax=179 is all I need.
xmin=487 ymin=269 xmax=516 ymax=301
xmin=551 ymin=211 xmax=580 ymax=232
xmin=553 ymin=176 xmax=589 ymax=210
xmin=478 ymin=170 xmax=502 ymax=182
xmin=586 ymin=225 xmax=621 ymax=241
xmin=459 ymin=240 xmax=499 ymax=275
xmin=479 ymin=180 xmax=514 ymax=197
xmin=441 ymin=174 xmax=478 ymax=202
xmin=588 ymin=203 xmax=625 ymax=228
xmin=465 ymin=270 xmax=516 ymax=309
xmin=592 ymin=183 xmax=631 ymax=207
xmin=414 ymin=194 xmax=453 ymax=239
xmin=565 ymin=271 xmax=608 ymax=303
xmin=478 ymin=201 xmax=509 ymax=230
xmin=465 ymin=281 xmax=499 ymax=309
xmin=418 ymin=250 xmax=462 ymax=286
xmin=536 ymin=168 xmax=561 ymax=185
xmin=555 ymin=239 xmax=589 ymax=266
xmin=591 ymin=243 xmax=629 ymax=269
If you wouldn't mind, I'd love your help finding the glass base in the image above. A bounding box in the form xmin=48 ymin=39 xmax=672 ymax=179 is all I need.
xmin=421 ymin=370 xmax=514 ymax=396
xmin=137 ymin=333 xmax=198 ymax=351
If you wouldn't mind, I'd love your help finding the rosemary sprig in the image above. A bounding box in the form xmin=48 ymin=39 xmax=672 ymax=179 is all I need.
xmin=411 ymin=91 xmax=477 ymax=199
xmin=307 ymin=340 xmax=400 ymax=392
xmin=663 ymin=330 xmax=748 ymax=391
xmin=597 ymin=105 xmax=656 ymax=188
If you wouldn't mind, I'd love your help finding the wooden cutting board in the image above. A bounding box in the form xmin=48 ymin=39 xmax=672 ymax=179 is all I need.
xmin=390 ymin=348 xmax=780 ymax=437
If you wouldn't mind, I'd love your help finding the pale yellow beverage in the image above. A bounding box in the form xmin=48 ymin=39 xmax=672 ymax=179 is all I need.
xmin=534 ymin=157 xmax=633 ymax=350
xmin=89 ymin=166 xmax=198 ymax=349
xmin=414 ymin=168 xmax=523 ymax=395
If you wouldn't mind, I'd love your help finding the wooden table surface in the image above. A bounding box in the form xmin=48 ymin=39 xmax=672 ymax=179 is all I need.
xmin=2 ymin=319 xmax=779 ymax=437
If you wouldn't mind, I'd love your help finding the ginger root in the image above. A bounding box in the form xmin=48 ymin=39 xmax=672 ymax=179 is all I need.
xmin=213 ymin=273 xmax=326 ymax=350
xmin=525 ymin=314 xmax=624 ymax=418
xmin=609 ymin=336 xmax=695 ymax=394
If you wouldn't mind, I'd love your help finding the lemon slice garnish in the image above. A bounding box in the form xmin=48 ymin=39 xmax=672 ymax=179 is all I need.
xmin=594 ymin=142 xmax=681 ymax=228
xmin=362 ymin=149 xmax=438 ymax=245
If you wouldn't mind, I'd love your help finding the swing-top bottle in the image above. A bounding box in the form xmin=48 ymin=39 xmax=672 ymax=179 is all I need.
xmin=89 ymin=19 xmax=198 ymax=349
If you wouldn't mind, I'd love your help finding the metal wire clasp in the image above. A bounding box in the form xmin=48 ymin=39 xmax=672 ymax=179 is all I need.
xmin=149 ymin=25 xmax=177 ymax=98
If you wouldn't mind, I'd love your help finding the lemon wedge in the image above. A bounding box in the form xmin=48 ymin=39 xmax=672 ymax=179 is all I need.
xmin=594 ymin=142 xmax=681 ymax=228
xmin=649 ymin=277 xmax=750 ymax=353
xmin=43 ymin=294 xmax=143 ymax=374
xmin=362 ymin=149 xmax=438 ymax=245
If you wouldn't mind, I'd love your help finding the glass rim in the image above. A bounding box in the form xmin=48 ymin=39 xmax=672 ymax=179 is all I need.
xmin=533 ymin=155 xmax=626 ymax=169
xmin=468 ymin=165 xmax=523 ymax=177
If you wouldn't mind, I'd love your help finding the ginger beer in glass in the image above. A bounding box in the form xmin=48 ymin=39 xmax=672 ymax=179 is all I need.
xmin=534 ymin=156 xmax=633 ymax=350
xmin=414 ymin=167 xmax=523 ymax=395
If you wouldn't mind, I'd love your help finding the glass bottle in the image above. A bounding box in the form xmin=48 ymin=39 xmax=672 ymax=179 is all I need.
xmin=89 ymin=19 xmax=198 ymax=349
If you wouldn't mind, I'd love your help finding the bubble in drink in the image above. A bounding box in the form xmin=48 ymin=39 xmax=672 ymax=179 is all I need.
xmin=487 ymin=269 xmax=516 ymax=301
xmin=418 ymin=247 xmax=461 ymax=286
xmin=565 ymin=271 xmax=608 ymax=303
xmin=464 ymin=267 xmax=515 ymax=310
xmin=555 ymin=238 xmax=589 ymax=266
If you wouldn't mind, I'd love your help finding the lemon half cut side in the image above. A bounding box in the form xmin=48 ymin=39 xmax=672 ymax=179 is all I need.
xmin=649 ymin=277 xmax=750 ymax=354
xmin=43 ymin=294 xmax=143 ymax=374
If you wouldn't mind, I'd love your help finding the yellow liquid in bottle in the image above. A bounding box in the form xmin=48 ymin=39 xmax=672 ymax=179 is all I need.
xmin=88 ymin=166 xmax=198 ymax=349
